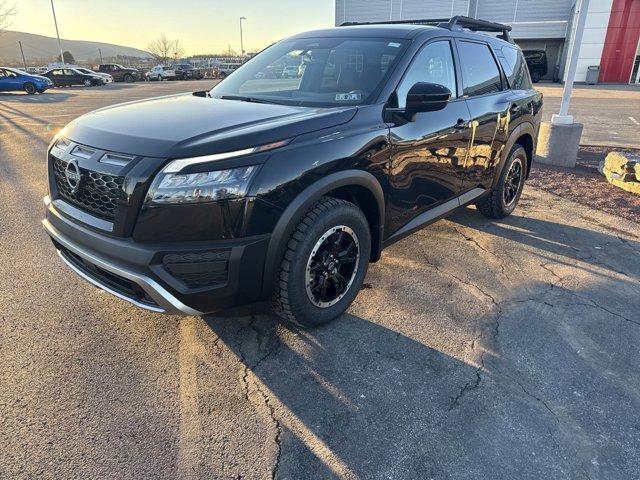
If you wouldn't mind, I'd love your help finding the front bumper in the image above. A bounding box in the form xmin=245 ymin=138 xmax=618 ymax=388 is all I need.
xmin=43 ymin=196 xmax=270 ymax=315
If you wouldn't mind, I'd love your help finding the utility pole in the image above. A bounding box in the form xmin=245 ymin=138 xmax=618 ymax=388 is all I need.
xmin=554 ymin=0 xmax=590 ymax=124
xmin=18 ymin=41 xmax=27 ymax=69
xmin=239 ymin=17 xmax=246 ymax=56
xmin=537 ymin=0 xmax=589 ymax=168
xmin=98 ymin=47 xmax=103 ymax=64
xmin=50 ymin=0 xmax=65 ymax=65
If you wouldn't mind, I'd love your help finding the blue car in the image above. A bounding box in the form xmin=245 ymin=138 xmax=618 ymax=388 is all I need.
xmin=0 ymin=67 xmax=54 ymax=95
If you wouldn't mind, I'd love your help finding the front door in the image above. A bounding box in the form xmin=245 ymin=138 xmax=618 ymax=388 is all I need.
xmin=64 ymin=69 xmax=81 ymax=86
xmin=456 ymin=40 xmax=510 ymax=191
xmin=387 ymin=39 xmax=470 ymax=235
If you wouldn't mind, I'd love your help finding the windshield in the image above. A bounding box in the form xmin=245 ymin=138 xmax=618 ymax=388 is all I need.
xmin=210 ymin=37 xmax=408 ymax=107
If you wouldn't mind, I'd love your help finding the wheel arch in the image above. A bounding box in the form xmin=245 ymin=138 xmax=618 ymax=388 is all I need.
xmin=494 ymin=122 xmax=536 ymax=186
xmin=261 ymin=169 xmax=385 ymax=296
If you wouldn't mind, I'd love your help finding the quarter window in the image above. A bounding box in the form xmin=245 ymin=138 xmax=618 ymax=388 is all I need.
xmin=396 ymin=40 xmax=457 ymax=108
xmin=458 ymin=41 xmax=502 ymax=97
xmin=500 ymin=47 xmax=533 ymax=90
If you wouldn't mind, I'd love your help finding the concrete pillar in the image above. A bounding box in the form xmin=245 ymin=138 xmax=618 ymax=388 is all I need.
xmin=536 ymin=122 xmax=584 ymax=167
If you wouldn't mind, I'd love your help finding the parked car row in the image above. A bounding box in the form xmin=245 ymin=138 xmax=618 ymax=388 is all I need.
xmin=145 ymin=63 xmax=204 ymax=81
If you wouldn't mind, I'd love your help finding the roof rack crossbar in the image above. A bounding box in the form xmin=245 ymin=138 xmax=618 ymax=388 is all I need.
xmin=438 ymin=16 xmax=512 ymax=42
xmin=340 ymin=15 xmax=513 ymax=43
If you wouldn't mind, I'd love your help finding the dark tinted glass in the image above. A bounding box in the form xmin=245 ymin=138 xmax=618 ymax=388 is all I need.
xmin=500 ymin=47 xmax=532 ymax=90
xmin=458 ymin=41 xmax=502 ymax=96
xmin=396 ymin=40 xmax=457 ymax=108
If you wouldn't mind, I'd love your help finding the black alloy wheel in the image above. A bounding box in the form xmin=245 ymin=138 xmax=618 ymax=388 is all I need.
xmin=305 ymin=226 xmax=360 ymax=308
xmin=503 ymin=158 xmax=523 ymax=207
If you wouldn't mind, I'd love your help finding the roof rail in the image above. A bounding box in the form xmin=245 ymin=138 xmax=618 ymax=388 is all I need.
xmin=340 ymin=15 xmax=513 ymax=43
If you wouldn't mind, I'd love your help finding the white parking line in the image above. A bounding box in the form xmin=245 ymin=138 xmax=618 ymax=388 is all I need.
xmin=629 ymin=116 xmax=640 ymax=126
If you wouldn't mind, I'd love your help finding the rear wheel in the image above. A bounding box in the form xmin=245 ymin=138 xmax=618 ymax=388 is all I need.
xmin=83 ymin=79 xmax=92 ymax=87
xmin=23 ymin=82 xmax=36 ymax=94
xmin=476 ymin=145 xmax=527 ymax=219
xmin=272 ymin=197 xmax=370 ymax=327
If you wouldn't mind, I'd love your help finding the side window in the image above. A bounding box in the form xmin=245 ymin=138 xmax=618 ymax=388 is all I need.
xmin=396 ymin=40 xmax=457 ymax=108
xmin=0 ymin=69 xmax=6 ymax=77
xmin=500 ymin=47 xmax=533 ymax=90
xmin=457 ymin=41 xmax=502 ymax=97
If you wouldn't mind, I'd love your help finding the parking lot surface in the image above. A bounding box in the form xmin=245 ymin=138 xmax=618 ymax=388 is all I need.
xmin=1 ymin=81 xmax=640 ymax=479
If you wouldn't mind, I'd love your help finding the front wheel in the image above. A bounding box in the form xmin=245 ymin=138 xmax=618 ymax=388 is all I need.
xmin=83 ymin=79 xmax=92 ymax=87
xmin=272 ymin=197 xmax=371 ymax=327
xmin=476 ymin=145 xmax=527 ymax=219
xmin=124 ymin=74 xmax=134 ymax=83
xmin=24 ymin=82 xmax=37 ymax=94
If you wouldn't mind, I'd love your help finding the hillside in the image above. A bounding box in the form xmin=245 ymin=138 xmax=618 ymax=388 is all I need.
xmin=0 ymin=30 xmax=151 ymax=64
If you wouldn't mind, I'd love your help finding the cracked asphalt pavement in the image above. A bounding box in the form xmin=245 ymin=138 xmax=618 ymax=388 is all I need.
xmin=1 ymin=81 xmax=640 ymax=479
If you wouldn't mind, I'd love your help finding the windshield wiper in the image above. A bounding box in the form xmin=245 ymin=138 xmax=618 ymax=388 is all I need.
xmin=219 ymin=95 xmax=272 ymax=104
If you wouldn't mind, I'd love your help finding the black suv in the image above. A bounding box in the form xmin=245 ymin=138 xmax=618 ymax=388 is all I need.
xmin=523 ymin=49 xmax=548 ymax=83
xmin=98 ymin=64 xmax=140 ymax=82
xmin=43 ymin=17 xmax=542 ymax=326
xmin=172 ymin=63 xmax=204 ymax=80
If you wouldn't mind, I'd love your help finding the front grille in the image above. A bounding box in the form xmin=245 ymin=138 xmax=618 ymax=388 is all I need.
xmin=56 ymin=243 xmax=159 ymax=308
xmin=52 ymin=156 xmax=125 ymax=220
xmin=162 ymin=250 xmax=230 ymax=289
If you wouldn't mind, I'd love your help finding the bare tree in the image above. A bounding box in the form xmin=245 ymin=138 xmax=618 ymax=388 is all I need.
xmin=0 ymin=1 xmax=17 ymax=31
xmin=148 ymin=34 xmax=184 ymax=64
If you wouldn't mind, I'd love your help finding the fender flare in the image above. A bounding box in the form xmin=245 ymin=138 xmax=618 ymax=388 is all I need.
xmin=493 ymin=121 xmax=536 ymax=187
xmin=261 ymin=169 xmax=385 ymax=295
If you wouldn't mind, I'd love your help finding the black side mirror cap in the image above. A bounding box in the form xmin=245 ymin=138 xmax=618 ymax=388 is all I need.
xmin=405 ymin=82 xmax=452 ymax=120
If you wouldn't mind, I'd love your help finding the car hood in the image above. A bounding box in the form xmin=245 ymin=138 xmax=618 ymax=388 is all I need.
xmin=63 ymin=93 xmax=358 ymax=158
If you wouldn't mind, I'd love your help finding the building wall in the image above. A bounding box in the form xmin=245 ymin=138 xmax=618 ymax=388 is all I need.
xmin=561 ymin=0 xmax=614 ymax=82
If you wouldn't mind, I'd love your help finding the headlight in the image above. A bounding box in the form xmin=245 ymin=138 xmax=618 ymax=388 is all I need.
xmin=146 ymin=166 xmax=258 ymax=205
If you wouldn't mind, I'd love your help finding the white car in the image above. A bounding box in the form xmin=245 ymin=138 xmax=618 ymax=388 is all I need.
xmin=76 ymin=68 xmax=113 ymax=83
xmin=146 ymin=66 xmax=176 ymax=81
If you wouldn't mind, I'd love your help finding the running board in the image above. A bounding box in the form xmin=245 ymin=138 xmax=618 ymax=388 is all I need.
xmin=384 ymin=188 xmax=485 ymax=247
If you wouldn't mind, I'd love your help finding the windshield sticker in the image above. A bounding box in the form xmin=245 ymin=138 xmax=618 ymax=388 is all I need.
xmin=335 ymin=93 xmax=362 ymax=101
xmin=388 ymin=42 xmax=401 ymax=48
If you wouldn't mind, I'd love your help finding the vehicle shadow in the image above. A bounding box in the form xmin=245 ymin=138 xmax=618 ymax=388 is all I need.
xmin=0 ymin=91 xmax=76 ymax=103
xmin=202 ymin=311 xmax=480 ymax=478
xmin=201 ymin=273 xmax=640 ymax=478
xmin=198 ymin=206 xmax=640 ymax=478
xmin=447 ymin=207 xmax=640 ymax=279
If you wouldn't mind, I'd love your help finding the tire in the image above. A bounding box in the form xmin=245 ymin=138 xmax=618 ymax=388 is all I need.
xmin=272 ymin=197 xmax=371 ymax=327
xmin=23 ymin=82 xmax=37 ymax=95
xmin=531 ymin=70 xmax=542 ymax=83
xmin=476 ymin=145 xmax=527 ymax=219
xmin=124 ymin=74 xmax=134 ymax=83
xmin=83 ymin=79 xmax=92 ymax=87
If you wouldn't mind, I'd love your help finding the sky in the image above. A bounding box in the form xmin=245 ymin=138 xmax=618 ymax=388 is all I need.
xmin=13 ymin=0 xmax=335 ymax=55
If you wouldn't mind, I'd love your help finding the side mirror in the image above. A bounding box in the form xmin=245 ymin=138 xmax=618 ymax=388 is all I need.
xmin=405 ymin=82 xmax=452 ymax=120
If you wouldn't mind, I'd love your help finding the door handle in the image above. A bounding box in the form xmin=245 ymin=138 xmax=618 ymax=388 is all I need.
xmin=454 ymin=119 xmax=467 ymax=131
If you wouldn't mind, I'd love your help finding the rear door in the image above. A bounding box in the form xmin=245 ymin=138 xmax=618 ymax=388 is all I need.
xmin=455 ymin=40 xmax=511 ymax=191
xmin=387 ymin=39 xmax=471 ymax=234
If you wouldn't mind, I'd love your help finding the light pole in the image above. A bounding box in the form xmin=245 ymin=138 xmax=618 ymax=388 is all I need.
xmin=239 ymin=16 xmax=246 ymax=56
xmin=50 ymin=0 xmax=65 ymax=65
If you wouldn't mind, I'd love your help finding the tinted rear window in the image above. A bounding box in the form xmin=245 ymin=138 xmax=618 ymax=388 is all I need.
xmin=458 ymin=41 xmax=502 ymax=97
